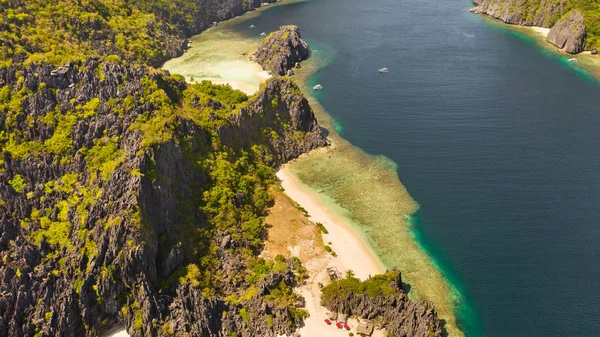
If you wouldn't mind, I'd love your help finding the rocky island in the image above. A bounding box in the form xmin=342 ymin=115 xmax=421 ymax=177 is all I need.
xmin=253 ymin=25 xmax=311 ymax=76
xmin=0 ymin=1 xmax=445 ymax=337
xmin=470 ymin=0 xmax=595 ymax=54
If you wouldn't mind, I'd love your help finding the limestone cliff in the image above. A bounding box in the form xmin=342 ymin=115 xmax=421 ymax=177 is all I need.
xmin=546 ymin=10 xmax=587 ymax=53
xmin=470 ymin=0 xmax=589 ymax=53
xmin=0 ymin=59 xmax=325 ymax=337
xmin=469 ymin=0 xmax=566 ymax=27
xmin=253 ymin=26 xmax=310 ymax=76
xmin=320 ymin=271 xmax=443 ymax=337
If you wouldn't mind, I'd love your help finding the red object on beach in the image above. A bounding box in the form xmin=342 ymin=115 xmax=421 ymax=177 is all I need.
xmin=336 ymin=322 xmax=342 ymax=329
xmin=344 ymin=324 xmax=350 ymax=330
xmin=324 ymin=319 xmax=331 ymax=325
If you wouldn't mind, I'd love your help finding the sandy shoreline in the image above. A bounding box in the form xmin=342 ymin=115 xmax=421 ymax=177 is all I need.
xmin=528 ymin=26 xmax=550 ymax=37
xmin=277 ymin=166 xmax=384 ymax=279
xmin=276 ymin=165 xmax=387 ymax=337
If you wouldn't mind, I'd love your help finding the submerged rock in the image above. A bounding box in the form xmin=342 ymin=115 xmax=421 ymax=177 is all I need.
xmin=254 ymin=25 xmax=310 ymax=76
xmin=547 ymin=10 xmax=587 ymax=54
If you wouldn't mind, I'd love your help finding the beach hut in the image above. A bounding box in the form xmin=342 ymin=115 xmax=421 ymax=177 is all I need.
xmin=356 ymin=319 xmax=374 ymax=336
xmin=327 ymin=267 xmax=341 ymax=280
xmin=326 ymin=311 xmax=338 ymax=321
xmin=337 ymin=313 xmax=347 ymax=323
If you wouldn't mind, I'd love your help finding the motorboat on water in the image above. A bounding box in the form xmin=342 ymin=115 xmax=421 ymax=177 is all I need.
xmin=313 ymin=84 xmax=323 ymax=90
xmin=378 ymin=67 xmax=389 ymax=73
xmin=250 ymin=25 xmax=255 ymax=28
xmin=260 ymin=32 xmax=266 ymax=37
xmin=567 ymin=58 xmax=577 ymax=63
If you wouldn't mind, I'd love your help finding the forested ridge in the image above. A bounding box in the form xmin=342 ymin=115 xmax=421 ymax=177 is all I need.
xmin=0 ymin=1 xmax=329 ymax=336
xmin=471 ymin=0 xmax=600 ymax=51
xmin=1 ymin=0 xmax=269 ymax=67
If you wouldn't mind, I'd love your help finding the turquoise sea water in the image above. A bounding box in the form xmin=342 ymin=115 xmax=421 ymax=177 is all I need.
xmin=171 ymin=0 xmax=600 ymax=335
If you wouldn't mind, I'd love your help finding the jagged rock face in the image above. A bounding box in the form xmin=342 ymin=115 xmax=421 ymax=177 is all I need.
xmin=469 ymin=0 xmax=567 ymax=27
xmin=1 ymin=0 xmax=280 ymax=67
xmin=254 ymin=25 xmax=310 ymax=76
xmin=150 ymin=0 xmax=282 ymax=66
xmin=321 ymin=273 xmax=443 ymax=337
xmin=0 ymin=59 xmax=325 ymax=337
xmin=218 ymin=77 xmax=327 ymax=164
xmin=547 ymin=10 xmax=587 ymax=53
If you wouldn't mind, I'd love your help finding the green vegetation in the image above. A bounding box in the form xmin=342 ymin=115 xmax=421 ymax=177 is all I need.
xmin=567 ymin=0 xmax=600 ymax=49
xmin=0 ymin=0 xmax=317 ymax=333
xmin=321 ymin=271 xmax=400 ymax=304
xmin=0 ymin=0 xmax=253 ymax=66
xmin=80 ymin=136 xmax=125 ymax=180
xmin=8 ymin=174 xmax=26 ymax=193
xmin=315 ymin=222 xmax=329 ymax=234
xmin=499 ymin=0 xmax=600 ymax=50
xmin=133 ymin=309 xmax=143 ymax=330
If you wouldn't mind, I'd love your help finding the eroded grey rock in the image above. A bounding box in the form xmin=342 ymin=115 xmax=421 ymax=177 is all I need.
xmin=254 ymin=25 xmax=310 ymax=76
xmin=547 ymin=10 xmax=587 ymax=53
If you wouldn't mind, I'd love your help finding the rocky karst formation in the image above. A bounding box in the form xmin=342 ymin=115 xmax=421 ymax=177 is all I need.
xmin=469 ymin=0 xmax=567 ymax=27
xmin=1 ymin=0 xmax=280 ymax=67
xmin=470 ymin=0 xmax=588 ymax=53
xmin=546 ymin=10 xmax=587 ymax=53
xmin=321 ymin=271 xmax=443 ymax=337
xmin=253 ymin=25 xmax=311 ymax=76
xmin=0 ymin=58 xmax=325 ymax=337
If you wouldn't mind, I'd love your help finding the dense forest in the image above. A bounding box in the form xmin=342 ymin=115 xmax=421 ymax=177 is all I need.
xmin=568 ymin=0 xmax=600 ymax=48
xmin=0 ymin=0 xmax=267 ymax=67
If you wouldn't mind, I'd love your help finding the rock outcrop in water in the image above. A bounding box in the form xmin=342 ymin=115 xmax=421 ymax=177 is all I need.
xmin=470 ymin=0 xmax=588 ymax=53
xmin=546 ymin=10 xmax=587 ymax=53
xmin=320 ymin=271 xmax=443 ymax=337
xmin=0 ymin=58 xmax=325 ymax=337
xmin=254 ymin=25 xmax=310 ymax=76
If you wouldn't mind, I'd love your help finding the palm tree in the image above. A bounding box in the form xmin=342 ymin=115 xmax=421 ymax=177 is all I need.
xmin=345 ymin=269 xmax=355 ymax=278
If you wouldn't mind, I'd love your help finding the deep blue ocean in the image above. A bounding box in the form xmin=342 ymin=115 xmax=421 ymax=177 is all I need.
xmin=233 ymin=0 xmax=600 ymax=335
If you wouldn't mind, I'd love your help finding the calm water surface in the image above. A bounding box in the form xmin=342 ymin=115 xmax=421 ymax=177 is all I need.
xmin=232 ymin=0 xmax=600 ymax=335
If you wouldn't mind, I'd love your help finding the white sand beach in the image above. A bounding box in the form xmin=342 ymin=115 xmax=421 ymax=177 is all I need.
xmin=276 ymin=165 xmax=387 ymax=337
xmin=529 ymin=26 xmax=550 ymax=37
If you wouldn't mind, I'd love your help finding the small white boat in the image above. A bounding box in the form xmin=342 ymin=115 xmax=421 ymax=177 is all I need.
xmin=568 ymin=58 xmax=578 ymax=62
xmin=313 ymin=84 xmax=323 ymax=90
xmin=378 ymin=67 xmax=389 ymax=73
xmin=250 ymin=25 xmax=255 ymax=28
xmin=260 ymin=32 xmax=266 ymax=37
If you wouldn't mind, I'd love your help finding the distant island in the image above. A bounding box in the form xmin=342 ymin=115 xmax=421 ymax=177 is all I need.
xmin=0 ymin=1 xmax=445 ymax=337
xmin=470 ymin=0 xmax=600 ymax=54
